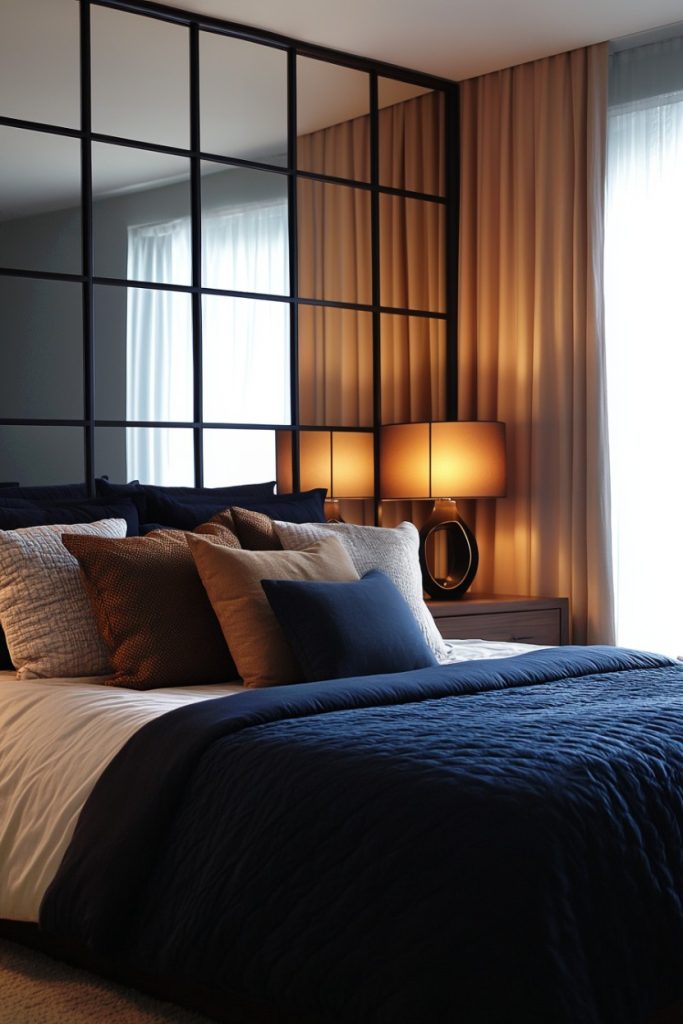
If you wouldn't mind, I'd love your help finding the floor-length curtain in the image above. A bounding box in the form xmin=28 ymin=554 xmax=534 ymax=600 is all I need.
xmin=605 ymin=36 xmax=683 ymax=656
xmin=459 ymin=44 xmax=614 ymax=644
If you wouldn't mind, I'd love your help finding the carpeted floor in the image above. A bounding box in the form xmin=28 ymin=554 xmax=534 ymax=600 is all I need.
xmin=0 ymin=938 xmax=215 ymax=1024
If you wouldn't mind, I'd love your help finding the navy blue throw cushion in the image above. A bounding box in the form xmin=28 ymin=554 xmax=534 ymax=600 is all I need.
xmin=95 ymin=479 xmax=276 ymax=522
xmin=0 ymin=498 xmax=140 ymax=536
xmin=261 ymin=569 xmax=439 ymax=683
xmin=0 ymin=482 xmax=88 ymax=500
xmin=139 ymin=489 xmax=327 ymax=531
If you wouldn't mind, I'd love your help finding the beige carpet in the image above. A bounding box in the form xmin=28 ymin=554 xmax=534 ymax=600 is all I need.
xmin=0 ymin=938 xmax=214 ymax=1024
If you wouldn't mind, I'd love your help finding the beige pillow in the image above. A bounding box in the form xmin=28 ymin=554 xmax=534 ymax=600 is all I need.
xmin=187 ymin=534 xmax=358 ymax=688
xmin=0 ymin=518 xmax=128 ymax=679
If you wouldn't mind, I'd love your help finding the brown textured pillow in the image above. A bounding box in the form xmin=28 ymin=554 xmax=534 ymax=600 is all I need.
xmin=187 ymin=534 xmax=359 ymax=688
xmin=63 ymin=529 xmax=240 ymax=689
xmin=230 ymin=507 xmax=282 ymax=551
xmin=194 ymin=516 xmax=240 ymax=544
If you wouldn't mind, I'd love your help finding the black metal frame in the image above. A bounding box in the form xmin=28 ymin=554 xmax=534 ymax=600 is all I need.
xmin=0 ymin=0 xmax=459 ymax=500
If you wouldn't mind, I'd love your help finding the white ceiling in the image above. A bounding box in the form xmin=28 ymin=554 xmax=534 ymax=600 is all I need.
xmin=2 ymin=0 xmax=682 ymax=221
xmin=159 ymin=0 xmax=683 ymax=81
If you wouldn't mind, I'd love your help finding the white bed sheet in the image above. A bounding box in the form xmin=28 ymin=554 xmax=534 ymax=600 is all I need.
xmin=0 ymin=638 xmax=539 ymax=924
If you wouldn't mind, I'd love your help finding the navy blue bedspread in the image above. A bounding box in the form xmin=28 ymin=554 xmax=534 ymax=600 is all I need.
xmin=41 ymin=647 xmax=683 ymax=1024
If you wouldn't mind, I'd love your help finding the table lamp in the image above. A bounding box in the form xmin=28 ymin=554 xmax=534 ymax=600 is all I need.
xmin=380 ymin=421 xmax=506 ymax=598
xmin=298 ymin=430 xmax=375 ymax=519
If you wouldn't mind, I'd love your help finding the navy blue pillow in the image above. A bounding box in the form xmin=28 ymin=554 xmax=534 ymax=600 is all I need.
xmin=261 ymin=569 xmax=438 ymax=683
xmin=141 ymin=489 xmax=327 ymax=531
xmin=95 ymin=478 xmax=276 ymax=522
xmin=0 ymin=482 xmax=89 ymax=500
xmin=0 ymin=498 xmax=139 ymax=536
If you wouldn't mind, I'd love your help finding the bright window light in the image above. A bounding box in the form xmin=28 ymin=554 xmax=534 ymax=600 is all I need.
xmin=605 ymin=92 xmax=683 ymax=657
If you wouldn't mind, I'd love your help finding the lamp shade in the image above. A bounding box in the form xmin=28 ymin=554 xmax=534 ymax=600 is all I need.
xmin=380 ymin=421 xmax=506 ymax=500
xmin=299 ymin=430 xmax=375 ymax=499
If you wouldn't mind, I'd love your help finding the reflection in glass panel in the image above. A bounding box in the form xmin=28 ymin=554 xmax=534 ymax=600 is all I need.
xmin=275 ymin=429 xmax=294 ymax=493
xmin=94 ymin=286 xmax=193 ymax=424
xmin=0 ymin=426 xmax=84 ymax=486
xmin=200 ymin=33 xmax=287 ymax=166
xmin=0 ymin=278 xmax=82 ymax=419
xmin=95 ymin=427 xmax=195 ymax=486
xmin=201 ymin=163 xmax=289 ymax=294
xmin=297 ymin=58 xmax=370 ymax=182
xmin=0 ymin=127 xmax=81 ymax=274
xmin=378 ymin=84 xmax=445 ymax=196
xmin=92 ymin=144 xmax=192 ymax=284
xmin=203 ymin=429 xmax=277 ymax=488
xmin=202 ymin=296 xmax=290 ymax=425
xmin=298 ymin=306 xmax=373 ymax=427
xmin=298 ymin=180 xmax=371 ymax=305
xmin=91 ymin=6 xmax=189 ymax=150
xmin=0 ymin=0 xmax=79 ymax=128
xmin=380 ymin=314 xmax=446 ymax=423
xmin=379 ymin=194 xmax=445 ymax=312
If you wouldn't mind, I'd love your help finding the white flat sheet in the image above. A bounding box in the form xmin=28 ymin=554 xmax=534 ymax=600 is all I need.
xmin=0 ymin=638 xmax=539 ymax=924
xmin=0 ymin=674 xmax=243 ymax=924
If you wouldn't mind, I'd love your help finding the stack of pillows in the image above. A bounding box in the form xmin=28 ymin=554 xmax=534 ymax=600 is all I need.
xmin=0 ymin=479 xmax=448 ymax=689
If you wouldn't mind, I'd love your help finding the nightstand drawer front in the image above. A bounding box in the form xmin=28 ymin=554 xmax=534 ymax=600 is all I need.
xmin=437 ymin=609 xmax=562 ymax=646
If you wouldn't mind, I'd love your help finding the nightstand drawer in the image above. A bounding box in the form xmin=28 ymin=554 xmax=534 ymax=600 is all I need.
xmin=436 ymin=609 xmax=562 ymax=645
xmin=427 ymin=596 xmax=569 ymax=646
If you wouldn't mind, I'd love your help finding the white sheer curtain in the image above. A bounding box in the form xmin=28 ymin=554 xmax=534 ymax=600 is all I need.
xmin=126 ymin=219 xmax=194 ymax=484
xmin=201 ymin=201 xmax=289 ymax=429
xmin=126 ymin=199 xmax=289 ymax=486
xmin=605 ymin=35 xmax=683 ymax=656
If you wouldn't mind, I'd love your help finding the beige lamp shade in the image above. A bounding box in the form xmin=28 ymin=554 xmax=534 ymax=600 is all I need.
xmin=298 ymin=430 xmax=375 ymax=498
xmin=380 ymin=421 xmax=506 ymax=499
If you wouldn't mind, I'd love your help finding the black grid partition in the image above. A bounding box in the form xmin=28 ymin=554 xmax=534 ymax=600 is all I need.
xmin=0 ymin=0 xmax=458 ymax=511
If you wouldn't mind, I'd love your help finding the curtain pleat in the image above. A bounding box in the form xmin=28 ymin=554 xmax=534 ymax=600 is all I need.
xmin=459 ymin=44 xmax=614 ymax=644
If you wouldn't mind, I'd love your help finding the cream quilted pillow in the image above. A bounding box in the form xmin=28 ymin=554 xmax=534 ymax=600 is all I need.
xmin=273 ymin=520 xmax=449 ymax=660
xmin=0 ymin=518 xmax=127 ymax=679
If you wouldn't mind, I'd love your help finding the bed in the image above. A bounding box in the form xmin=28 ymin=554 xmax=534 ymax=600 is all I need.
xmin=2 ymin=501 xmax=683 ymax=1023
xmin=3 ymin=642 xmax=683 ymax=1024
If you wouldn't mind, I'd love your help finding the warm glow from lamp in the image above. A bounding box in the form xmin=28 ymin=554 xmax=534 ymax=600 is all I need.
xmin=380 ymin=421 xmax=506 ymax=500
xmin=379 ymin=421 xmax=507 ymax=599
xmin=299 ymin=430 xmax=375 ymax=499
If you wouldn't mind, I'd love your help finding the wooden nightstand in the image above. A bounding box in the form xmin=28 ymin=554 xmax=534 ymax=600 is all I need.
xmin=427 ymin=595 xmax=569 ymax=646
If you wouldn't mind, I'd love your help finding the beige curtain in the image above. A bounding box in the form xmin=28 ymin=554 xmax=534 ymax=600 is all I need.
xmin=458 ymin=44 xmax=614 ymax=644
xmin=297 ymin=92 xmax=445 ymax=528
xmin=297 ymin=92 xmax=445 ymax=433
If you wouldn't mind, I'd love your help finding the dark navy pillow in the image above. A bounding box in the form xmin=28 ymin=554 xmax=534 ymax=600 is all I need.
xmin=0 ymin=498 xmax=139 ymax=536
xmin=141 ymin=489 xmax=327 ymax=531
xmin=261 ymin=569 xmax=438 ymax=683
xmin=95 ymin=478 xmax=276 ymax=522
xmin=0 ymin=482 xmax=88 ymax=500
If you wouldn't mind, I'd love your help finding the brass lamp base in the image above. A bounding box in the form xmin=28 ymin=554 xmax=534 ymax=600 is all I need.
xmin=419 ymin=498 xmax=479 ymax=599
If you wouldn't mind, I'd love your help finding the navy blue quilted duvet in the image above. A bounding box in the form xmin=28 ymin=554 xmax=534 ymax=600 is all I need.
xmin=41 ymin=647 xmax=683 ymax=1023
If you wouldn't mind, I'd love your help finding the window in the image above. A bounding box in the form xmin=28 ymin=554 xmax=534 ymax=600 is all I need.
xmin=126 ymin=200 xmax=290 ymax=484
xmin=605 ymin=35 xmax=683 ymax=656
